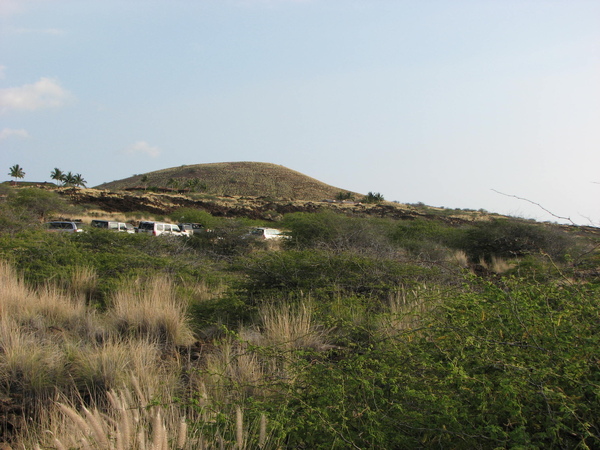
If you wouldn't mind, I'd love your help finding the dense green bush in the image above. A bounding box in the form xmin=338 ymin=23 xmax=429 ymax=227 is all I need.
xmin=7 ymin=187 xmax=72 ymax=220
xmin=459 ymin=219 xmax=571 ymax=263
xmin=0 ymin=228 xmax=219 ymax=305
xmin=0 ymin=187 xmax=72 ymax=232
xmin=236 ymin=249 xmax=434 ymax=302
xmin=282 ymin=210 xmax=392 ymax=253
xmin=389 ymin=218 xmax=466 ymax=260
xmin=362 ymin=191 xmax=385 ymax=203
xmin=168 ymin=207 xmax=221 ymax=229
xmin=2 ymin=186 xmax=598 ymax=448
xmin=282 ymin=279 xmax=600 ymax=448
xmin=187 ymin=219 xmax=267 ymax=259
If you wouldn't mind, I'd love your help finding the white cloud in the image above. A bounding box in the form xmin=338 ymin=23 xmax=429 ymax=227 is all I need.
xmin=123 ymin=141 xmax=161 ymax=158
xmin=0 ymin=77 xmax=73 ymax=113
xmin=0 ymin=128 xmax=30 ymax=140
xmin=0 ymin=65 xmax=5 ymax=80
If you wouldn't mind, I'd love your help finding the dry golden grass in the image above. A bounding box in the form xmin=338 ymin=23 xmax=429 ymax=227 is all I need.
xmin=0 ymin=260 xmax=29 ymax=313
xmin=477 ymin=255 xmax=515 ymax=274
xmin=200 ymin=336 xmax=267 ymax=406
xmin=256 ymin=301 xmax=331 ymax=352
xmin=30 ymin=377 xmax=191 ymax=450
xmin=108 ymin=276 xmax=195 ymax=349
xmin=67 ymin=265 xmax=99 ymax=301
xmin=68 ymin=337 xmax=179 ymax=399
xmin=0 ymin=261 xmax=98 ymax=341
xmin=0 ymin=263 xmax=193 ymax=445
xmin=0 ymin=262 xmax=278 ymax=448
xmin=31 ymin=382 xmax=271 ymax=450
xmin=0 ymin=315 xmax=66 ymax=400
xmin=448 ymin=250 xmax=469 ymax=268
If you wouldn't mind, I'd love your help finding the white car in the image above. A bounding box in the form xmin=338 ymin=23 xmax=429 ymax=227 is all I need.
xmin=248 ymin=227 xmax=288 ymax=240
xmin=177 ymin=223 xmax=204 ymax=237
xmin=91 ymin=220 xmax=135 ymax=233
xmin=136 ymin=221 xmax=186 ymax=237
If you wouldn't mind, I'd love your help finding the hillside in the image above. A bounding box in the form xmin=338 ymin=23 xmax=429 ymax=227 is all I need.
xmin=95 ymin=161 xmax=359 ymax=201
xmin=2 ymin=174 xmax=600 ymax=448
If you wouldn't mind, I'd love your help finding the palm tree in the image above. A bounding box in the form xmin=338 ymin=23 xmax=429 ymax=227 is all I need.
xmin=73 ymin=173 xmax=87 ymax=188
xmin=8 ymin=164 xmax=25 ymax=184
xmin=63 ymin=171 xmax=76 ymax=187
xmin=50 ymin=168 xmax=65 ymax=186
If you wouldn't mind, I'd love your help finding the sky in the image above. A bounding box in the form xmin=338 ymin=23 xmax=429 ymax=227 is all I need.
xmin=1 ymin=0 xmax=599 ymax=225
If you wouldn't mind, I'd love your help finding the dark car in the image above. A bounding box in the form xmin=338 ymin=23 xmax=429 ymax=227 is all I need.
xmin=45 ymin=221 xmax=83 ymax=233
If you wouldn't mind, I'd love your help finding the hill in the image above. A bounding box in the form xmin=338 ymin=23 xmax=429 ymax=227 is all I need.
xmin=95 ymin=161 xmax=359 ymax=201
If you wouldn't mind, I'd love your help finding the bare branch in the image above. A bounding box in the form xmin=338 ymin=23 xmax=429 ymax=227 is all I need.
xmin=491 ymin=189 xmax=575 ymax=226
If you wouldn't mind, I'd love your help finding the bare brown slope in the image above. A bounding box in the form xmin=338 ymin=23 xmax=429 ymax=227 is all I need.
xmin=95 ymin=162 xmax=358 ymax=201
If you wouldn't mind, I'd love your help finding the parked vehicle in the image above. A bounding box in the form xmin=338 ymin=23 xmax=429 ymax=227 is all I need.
xmin=91 ymin=220 xmax=135 ymax=233
xmin=137 ymin=221 xmax=186 ymax=237
xmin=248 ymin=227 xmax=288 ymax=240
xmin=177 ymin=223 xmax=204 ymax=237
xmin=45 ymin=221 xmax=84 ymax=233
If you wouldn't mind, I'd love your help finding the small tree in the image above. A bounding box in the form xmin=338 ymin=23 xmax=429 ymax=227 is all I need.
xmin=8 ymin=188 xmax=70 ymax=220
xmin=140 ymin=175 xmax=149 ymax=190
xmin=166 ymin=178 xmax=180 ymax=190
xmin=184 ymin=177 xmax=207 ymax=192
xmin=8 ymin=164 xmax=25 ymax=184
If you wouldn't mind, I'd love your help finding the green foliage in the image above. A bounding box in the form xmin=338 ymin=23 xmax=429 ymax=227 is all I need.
xmin=184 ymin=218 xmax=265 ymax=259
xmin=282 ymin=210 xmax=392 ymax=253
xmin=8 ymin=164 xmax=25 ymax=181
xmin=335 ymin=191 xmax=354 ymax=201
xmin=7 ymin=187 xmax=71 ymax=220
xmin=362 ymin=191 xmax=384 ymax=203
xmin=0 ymin=228 xmax=218 ymax=306
xmin=460 ymin=219 xmax=571 ymax=262
xmin=50 ymin=168 xmax=64 ymax=185
xmin=237 ymin=249 xmax=433 ymax=302
xmin=389 ymin=218 xmax=466 ymax=259
xmin=282 ymin=279 xmax=600 ymax=448
xmin=168 ymin=207 xmax=221 ymax=229
xmin=1 ymin=184 xmax=598 ymax=448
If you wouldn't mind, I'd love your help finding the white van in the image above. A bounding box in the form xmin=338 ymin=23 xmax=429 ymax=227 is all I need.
xmin=137 ymin=221 xmax=186 ymax=237
xmin=91 ymin=220 xmax=135 ymax=234
xmin=248 ymin=227 xmax=288 ymax=240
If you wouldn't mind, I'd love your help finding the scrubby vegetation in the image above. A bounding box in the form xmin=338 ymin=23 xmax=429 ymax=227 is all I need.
xmin=0 ymin=185 xmax=599 ymax=448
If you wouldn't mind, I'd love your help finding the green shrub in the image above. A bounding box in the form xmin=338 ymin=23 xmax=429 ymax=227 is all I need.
xmin=169 ymin=207 xmax=221 ymax=229
xmin=0 ymin=228 xmax=217 ymax=306
xmin=7 ymin=187 xmax=71 ymax=220
xmin=389 ymin=218 xmax=466 ymax=260
xmin=282 ymin=210 xmax=392 ymax=253
xmin=283 ymin=279 xmax=600 ymax=448
xmin=460 ymin=219 xmax=571 ymax=263
xmin=362 ymin=192 xmax=385 ymax=204
xmin=237 ymin=249 xmax=433 ymax=302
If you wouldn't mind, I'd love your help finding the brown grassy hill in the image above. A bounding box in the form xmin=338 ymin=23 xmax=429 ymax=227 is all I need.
xmin=95 ymin=162 xmax=359 ymax=201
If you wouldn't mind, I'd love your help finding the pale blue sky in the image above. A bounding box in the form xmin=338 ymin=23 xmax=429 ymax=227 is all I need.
xmin=1 ymin=0 xmax=599 ymax=224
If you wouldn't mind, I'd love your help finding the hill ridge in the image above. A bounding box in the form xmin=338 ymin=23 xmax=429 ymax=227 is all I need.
xmin=95 ymin=161 xmax=359 ymax=201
